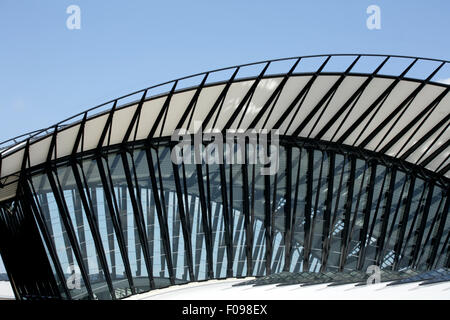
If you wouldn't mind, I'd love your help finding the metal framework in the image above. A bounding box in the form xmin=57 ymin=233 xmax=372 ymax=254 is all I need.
xmin=0 ymin=54 xmax=448 ymax=300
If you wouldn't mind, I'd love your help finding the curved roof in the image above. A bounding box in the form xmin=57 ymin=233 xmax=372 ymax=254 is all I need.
xmin=0 ymin=54 xmax=449 ymax=201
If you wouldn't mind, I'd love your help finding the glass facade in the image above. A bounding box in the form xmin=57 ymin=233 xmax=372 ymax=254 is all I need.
xmin=0 ymin=138 xmax=447 ymax=300
xmin=0 ymin=54 xmax=448 ymax=300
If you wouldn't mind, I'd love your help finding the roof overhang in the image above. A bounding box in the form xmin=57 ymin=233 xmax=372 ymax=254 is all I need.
xmin=1 ymin=54 xmax=449 ymax=201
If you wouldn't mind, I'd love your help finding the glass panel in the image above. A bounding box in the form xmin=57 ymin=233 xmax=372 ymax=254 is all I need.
xmin=55 ymin=165 xmax=112 ymax=299
xmin=153 ymin=147 xmax=192 ymax=284
xmin=7 ymin=139 xmax=446 ymax=300
xmin=270 ymin=146 xmax=286 ymax=273
xmin=106 ymin=153 xmax=151 ymax=293
xmin=289 ymin=147 xmax=308 ymax=272
xmin=327 ymin=154 xmax=350 ymax=271
xmin=30 ymin=173 xmax=89 ymax=299
xmin=81 ymin=158 xmax=132 ymax=298
xmin=396 ymin=178 xmax=427 ymax=270
xmin=415 ymin=187 xmax=446 ymax=269
xmin=251 ymin=160 xmax=267 ymax=276
xmin=207 ymin=161 xmax=229 ymax=278
xmin=343 ymin=159 xmax=371 ymax=271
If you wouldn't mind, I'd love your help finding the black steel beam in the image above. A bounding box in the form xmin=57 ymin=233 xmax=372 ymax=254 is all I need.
xmin=144 ymin=147 xmax=176 ymax=283
xmin=203 ymin=68 xmax=240 ymax=130
xmin=26 ymin=177 xmax=71 ymax=299
xmin=322 ymin=153 xmax=347 ymax=271
xmin=263 ymin=163 xmax=272 ymax=274
xmin=147 ymin=81 xmax=178 ymax=139
xmin=400 ymin=115 xmax=450 ymax=161
xmin=71 ymin=113 xmax=87 ymax=156
xmin=45 ymin=168 xmax=94 ymax=299
xmin=248 ymin=58 xmax=301 ymax=129
xmin=320 ymin=151 xmax=335 ymax=272
xmin=427 ymin=190 xmax=449 ymax=268
xmin=337 ymin=59 xmax=418 ymax=145
xmin=303 ymin=149 xmax=314 ymax=270
xmin=95 ymin=155 xmax=136 ymax=294
xmin=154 ymin=150 xmax=176 ymax=283
xmin=338 ymin=156 xmax=355 ymax=271
xmin=218 ymin=163 xmax=233 ymax=277
xmin=70 ymin=160 xmax=116 ymax=299
xmin=273 ymin=56 xmax=331 ymax=131
xmin=120 ymin=149 xmax=155 ymax=288
xmin=122 ymin=90 xmax=147 ymax=144
xmin=419 ymin=139 xmax=450 ymax=168
xmin=340 ymin=160 xmax=367 ymax=270
xmin=283 ymin=146 xmax=292 ymax=272
xmin=315 ymin=56 xmax=390 ymax=140
xmin=171 ymin=162 xmax=195 ymax=280
xmin=359 ymin=62 xmax=445 ymax=149
xmin=241 ymin=156 xmax=252 ymax=276
xmin=224 ymin=62 xmax=270 ymax=130
xmin=176 ymin=73 xmax=209 ymax=130
xmin=375 ymin=167 xmax=397 ymax=265
xmin=410 ymin=183 xmax=435 ymax=267
xmin=195 ymin=163 xmax=214 ymax=279
xmin=380 ymin=88 xmax=449 ymax=155
xmin=357 ymin=162 xmax=378 ymax=270
xmin=97 ymin=101 xmax=117 ymax=149
xmin=292 ymin=56 xmax=360 ymax=137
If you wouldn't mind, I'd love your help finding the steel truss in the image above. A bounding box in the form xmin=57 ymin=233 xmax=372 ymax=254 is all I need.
xmin=0 ymin=54 xmax=449 ymax=300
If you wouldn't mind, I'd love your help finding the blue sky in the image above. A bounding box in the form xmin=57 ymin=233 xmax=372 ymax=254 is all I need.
xmin=0 ymin=0 xmax=449 ymax=142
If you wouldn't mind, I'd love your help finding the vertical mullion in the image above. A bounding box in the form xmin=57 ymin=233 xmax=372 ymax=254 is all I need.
xmin=365 ymin=166 xmax=388 ymax=262
xmin=172 ymin=162 xmax=195 ymax=280
xmin=308 ymin=151 xmax=325 ymax=270
xmin=70 ymin=160 xmax=116 ymax=299
xmin=303 ymin=149 xmax=314 ymax=270
xmin=375 ymin=167 xmax=397 ymax=265
xmin=410 ymin=183 xmax=435 ymax=267
xmin=325 ymin=154 xmax=348 ymax=268
xmin=181 ymin=162 xmax=192 ymax=233
xmin=289 ymin=147 xmax=303 ymax=271
xmin=144 ymin=147 xmax=175 ymax=284
xmin=263 ymin=162 xmax=272 ymax=274
xmin=26 ymin=178 xmax=71 ymax=299
xmin=155 ymin=151 xmax=176 ymax=282
xmin=392 ymin=175 xmax=416 ymax=270
xmin=241 ymin=146 xmax=252 ymax=276
xmin=283 ymin=146 xmax=292 ymax=271
xmin=428 ymin=191 xmax=449 ymax=269
xmin=219 ymin=163 xmax=233 ymax=277
xmin=381 ymin=172 xmax=407 ymax=264
xmin=96 ymin=155 xmax=136 ymax=294
xmin=399 ymin=183 xmax=427 ymax=263
xmin=356 ymin=162 xmax=377 ymax=270
xmin=120 ymin=150 xmax=155 ymax=288
xmin=320 ymin=151 xmax=335 ymax=272
xmin=46 ymin=168 xmax=94 ymax=299
xmin=338 ymin=155 xmax=354 ymax=271
xmin=72 ymin=189 xmax=87 ymax=266
xmin=195 ymin=162 xmax=214 ymax=279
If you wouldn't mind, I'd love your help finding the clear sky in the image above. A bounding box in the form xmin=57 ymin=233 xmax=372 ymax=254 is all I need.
xmin=0 ymin=0 xmax=449 ymax=142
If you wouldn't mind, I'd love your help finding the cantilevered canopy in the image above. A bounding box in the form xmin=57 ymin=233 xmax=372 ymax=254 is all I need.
xmin=0 ymin=54 xmax=449 ymax=201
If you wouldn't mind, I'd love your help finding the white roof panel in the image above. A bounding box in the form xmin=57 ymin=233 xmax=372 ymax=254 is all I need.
xmin=0 ymin=70 xmax=448 ymax=196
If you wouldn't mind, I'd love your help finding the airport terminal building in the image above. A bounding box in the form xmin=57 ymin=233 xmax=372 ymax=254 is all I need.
xmin=0 ymin=54 xmax=448 ymax=300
